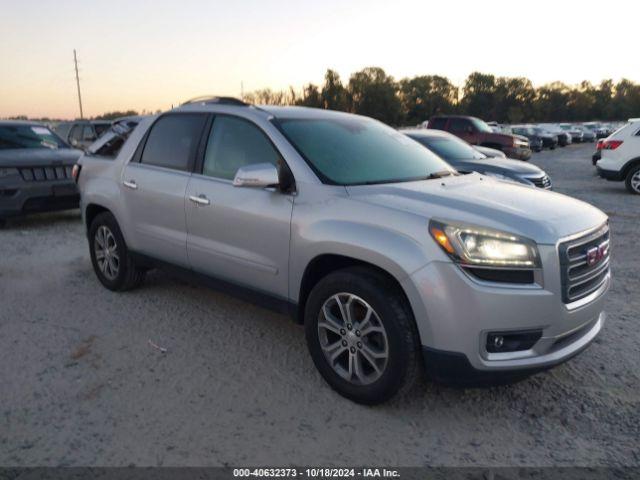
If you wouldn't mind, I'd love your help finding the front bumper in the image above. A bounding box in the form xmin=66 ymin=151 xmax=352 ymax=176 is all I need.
xmin=423 ymin=314 xmax=603 ymax=384
xmin=401 ymin=248 xmax=608 ymax=379
xmin=0 ymin=178 xmax=79 ymax=218
xmin=503 ymin=146 xmax=532 ymax=161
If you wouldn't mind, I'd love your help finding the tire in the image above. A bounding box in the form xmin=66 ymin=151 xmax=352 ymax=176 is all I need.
xmin=625 ymin=164 xmax=640 ymax=195
xmin=88 ymin=212 xmax=145 ymax=291
xmin=304 ymin=266 xmax=422 ymax=404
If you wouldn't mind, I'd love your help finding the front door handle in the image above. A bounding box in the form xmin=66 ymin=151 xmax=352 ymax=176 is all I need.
xmin=123 ymin=180 xmax=137 ymax=190
xmin=189 ymin=194 xmax=210 ymax=206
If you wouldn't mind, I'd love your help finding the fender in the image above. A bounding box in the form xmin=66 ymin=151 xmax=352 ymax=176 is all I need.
xmin=289 ymin=218 xmax=435 ymax=303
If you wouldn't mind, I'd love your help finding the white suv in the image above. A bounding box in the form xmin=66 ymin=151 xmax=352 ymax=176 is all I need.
xmin=596 ymin=119 xmax=640 ymax=194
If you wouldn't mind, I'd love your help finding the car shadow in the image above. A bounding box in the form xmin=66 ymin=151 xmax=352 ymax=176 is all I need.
xmin=0 ymin=209 xmax=81 ymax=231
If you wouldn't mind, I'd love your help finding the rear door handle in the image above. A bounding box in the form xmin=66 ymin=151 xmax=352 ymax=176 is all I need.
xmin=123 ymin=180 xmax=137 ymax=190
xmin=189 ymin=194 xmax=210 ymax=206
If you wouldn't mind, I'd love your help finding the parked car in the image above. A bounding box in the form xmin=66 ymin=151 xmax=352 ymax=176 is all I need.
xmin=596 ymin=118 xmax=640 ymax=194
xmin=0 ymin=120 xmax=82 ymax=226
xmin=510 ymin=126 xmax=544 ymax=152
xmin=574 ymin=125 xmax=596 ymax=142
xmin=537 ymin=124 xmax=572 ymax=147
xmin=583 ymin=122 xmax=610 ymax=139
xmin=427 ymin=115 xmax=532 ymax=160
xmin=474 ymin=145 xmax=506 ymax=158
xmin=560 ymin=124 xmax=584 ymax=143
xmin=77 ymin=99 xmax=610 ymax=404
xmin=54 ymin=120 xmax=111 ymax=150
xmin=402 ymin=129 xmax=552 ymax=189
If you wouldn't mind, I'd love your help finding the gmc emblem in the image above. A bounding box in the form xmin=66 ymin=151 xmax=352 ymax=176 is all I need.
xmin=586 ymin=242 xmax=608 ymax=267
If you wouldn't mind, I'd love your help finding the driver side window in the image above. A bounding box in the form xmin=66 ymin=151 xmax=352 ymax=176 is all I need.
xmin=450 ymin=118 xmax=472 ymax=133
xmin=203 ymin=116 xmax=281 ymax=180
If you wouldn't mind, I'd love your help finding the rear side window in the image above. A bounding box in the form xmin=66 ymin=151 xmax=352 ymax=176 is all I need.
xmin=82 ymin=125 xmax=95 ymax=141
xmin=70 ymin=125 xmax=83 ymax=142
xmin=429 ymin=118 xmax=447 ymax=130
xmin=202 ymin=116 xmax=281 ymax=180
xmin=141 ymin=114 xmax=207 ymax=171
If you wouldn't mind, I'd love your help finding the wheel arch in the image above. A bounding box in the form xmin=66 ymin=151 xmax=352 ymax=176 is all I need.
xmin=295 ymin=254 xmax=412 ymax=325
xmin=622 ymin=157 xmax=640 ymax=178
xmin=85 ymin=203 xmax=113 ymax=236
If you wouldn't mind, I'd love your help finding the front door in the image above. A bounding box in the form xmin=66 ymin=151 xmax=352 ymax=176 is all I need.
xmin=186 ymin=115 xmax=293 ymax=299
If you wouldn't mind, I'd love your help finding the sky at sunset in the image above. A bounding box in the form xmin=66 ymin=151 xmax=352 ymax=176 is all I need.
xmin=1 ymin=0 xmax=637 ymax=119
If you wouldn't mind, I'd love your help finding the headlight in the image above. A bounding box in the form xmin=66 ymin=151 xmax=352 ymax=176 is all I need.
xmin=0 ymin=168 xmax=18 ymax=178
xmin=429 ymin=220 xmax=541 ymax=268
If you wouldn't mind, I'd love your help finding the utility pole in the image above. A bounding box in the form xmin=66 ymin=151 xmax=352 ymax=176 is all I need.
xmin=240 ymin=81 xmax=244 ymax=100
xmin=73 ymin=49 xmax=84 ymax=119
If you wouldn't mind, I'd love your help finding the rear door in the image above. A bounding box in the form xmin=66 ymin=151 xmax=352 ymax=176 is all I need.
xmin=121 ymin=113 xmax=208 ymax=267
xmin=185 ymin=115 xmax=293 ymax=298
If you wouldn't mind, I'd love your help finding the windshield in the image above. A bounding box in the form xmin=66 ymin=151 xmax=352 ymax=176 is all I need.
xmin=0 ymin=125 xmax=67 ymax=150
xmin=276 ymin=116 xmax=454 ymax=185
xmin=470 ymin=117 xmax=494 ymax=133
xmin=410 ymin=135 xmax=485 ymax=161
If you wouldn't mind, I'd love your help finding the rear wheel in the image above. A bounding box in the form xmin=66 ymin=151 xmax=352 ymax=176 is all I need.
xmin=304 ymin=267 xmax=421 ymax=404
xmin=626 ymin=165 xmax=640 ymax=194
xmin=89 ymin=212 xmax=145 ymax=291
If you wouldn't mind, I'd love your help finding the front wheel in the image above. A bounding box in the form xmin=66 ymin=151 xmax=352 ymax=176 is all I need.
xmin=304 ymin=267 xmax=421 ymax=404
xmin=626 ymin=165 xmax=640 ymax=194
xmin=89 ymin=212 xmax=145 ymax=291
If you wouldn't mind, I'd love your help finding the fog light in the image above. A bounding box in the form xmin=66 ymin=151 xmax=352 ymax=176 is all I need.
xmin=486 ymin=330 xmax=542 ymax=353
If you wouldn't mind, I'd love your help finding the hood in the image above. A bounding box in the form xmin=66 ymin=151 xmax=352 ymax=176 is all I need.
xmin=346 ymin=173 xmax=607 ymax=244
xmin=0 ymin=148 xmax=82 ymax=168
xmin=454 ymin=157 xmax=543 ymax=175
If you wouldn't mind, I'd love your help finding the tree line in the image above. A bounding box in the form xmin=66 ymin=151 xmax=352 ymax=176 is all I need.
xmin=244 ymin=68 xmax=640 ymax=126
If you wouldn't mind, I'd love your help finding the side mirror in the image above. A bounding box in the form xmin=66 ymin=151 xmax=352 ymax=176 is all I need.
xmin=466 ymin=126 xmax=475 ymax=134
xmin=233 ymin=163 xmax=280 ymax=188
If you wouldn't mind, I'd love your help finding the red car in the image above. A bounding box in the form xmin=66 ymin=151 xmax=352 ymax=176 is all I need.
xmin=427 ymin=115 xmax=532 ymax=160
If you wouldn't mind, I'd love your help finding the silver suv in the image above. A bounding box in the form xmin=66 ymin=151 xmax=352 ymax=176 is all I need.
xmin=76 ymin=98 xmax=610 ymax=404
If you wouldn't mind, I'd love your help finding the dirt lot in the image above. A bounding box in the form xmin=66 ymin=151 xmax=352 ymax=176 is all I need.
xmin=0 ymin=143 xmax=638 ymax=467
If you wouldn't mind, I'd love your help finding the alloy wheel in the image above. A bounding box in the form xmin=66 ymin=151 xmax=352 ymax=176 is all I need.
xmin=317 ymin=293 xmax=389 ymax=385
xmin=631 ymin=170 xmax=640 ymax=193
xmin=94 ymin=225 xmax=120 ymax=281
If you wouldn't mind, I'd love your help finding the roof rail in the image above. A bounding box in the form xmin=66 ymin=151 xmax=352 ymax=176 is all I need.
xmin=181 ymin=96 xmax=249 ymax=107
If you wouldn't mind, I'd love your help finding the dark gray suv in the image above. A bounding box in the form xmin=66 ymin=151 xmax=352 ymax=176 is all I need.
xmin=0 ymin=121 xmax=81 ymax=226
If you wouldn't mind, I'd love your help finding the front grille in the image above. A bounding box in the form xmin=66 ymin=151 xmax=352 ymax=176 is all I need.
xmin=19 ymin=166 xmax=73 ymax=182
xmin=558 ymin=224 xmax=610 ymax=304
xmin=528 ymin=174 xmax=552 ymax=189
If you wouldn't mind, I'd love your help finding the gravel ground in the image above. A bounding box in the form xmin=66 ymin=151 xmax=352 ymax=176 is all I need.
xmin=0 ymin=143 xmax=638 ymax=467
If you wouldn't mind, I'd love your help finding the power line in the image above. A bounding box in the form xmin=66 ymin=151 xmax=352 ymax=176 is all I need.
xmin=73 ymin=49 xmax=84 ymax=119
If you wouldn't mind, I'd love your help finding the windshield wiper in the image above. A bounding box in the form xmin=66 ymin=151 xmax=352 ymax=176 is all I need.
xmin=426 ymin=170 xmax=456 ymax=179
